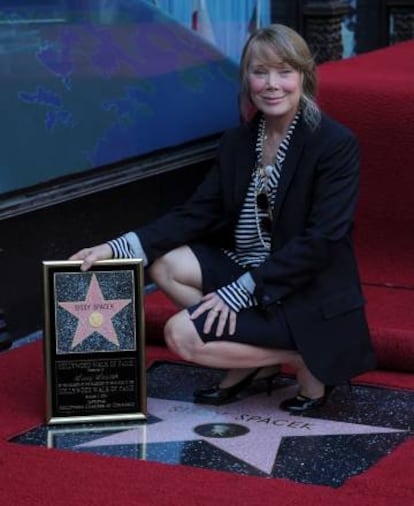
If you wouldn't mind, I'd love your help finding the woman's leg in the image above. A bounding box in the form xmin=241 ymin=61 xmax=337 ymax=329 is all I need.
xmin=148 ymin=246 xmax=203 ymax=308
xmin=288 ymin=354 xmax=325 ymax=399
xmin=164 ymin=309 xmax=300 ymax=370
xmin=149 ymin=246 xmax=278 ymax=386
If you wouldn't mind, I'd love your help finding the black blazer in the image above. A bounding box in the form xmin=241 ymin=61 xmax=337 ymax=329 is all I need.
xmin=136 ymin=113 xmax=376 ymax=384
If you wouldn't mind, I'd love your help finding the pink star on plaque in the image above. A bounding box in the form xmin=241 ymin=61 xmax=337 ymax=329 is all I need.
xmin=59 ymin=274 xmax=132 ymax=348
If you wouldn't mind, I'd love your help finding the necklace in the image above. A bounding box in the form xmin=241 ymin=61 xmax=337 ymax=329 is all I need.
xmin=254 ymin=118 xmax=274 ymax=250
xmin=252 ymin=111 xmax=301 ymax=250
xmin=254 ymin=182 xmax=271 ymax=250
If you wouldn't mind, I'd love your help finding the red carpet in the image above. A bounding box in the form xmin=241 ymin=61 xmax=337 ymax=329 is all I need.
xmin=1 ymin=341 xmax=414 ymax=505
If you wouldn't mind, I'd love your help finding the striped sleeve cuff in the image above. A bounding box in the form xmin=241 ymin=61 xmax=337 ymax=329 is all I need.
xmin=107 ymin=236 xmax=135 ymax=259
xmin=107 ymin=232 xmax=148 ymax=266
xmin=217 ymin=280 xmax=257 ymax=313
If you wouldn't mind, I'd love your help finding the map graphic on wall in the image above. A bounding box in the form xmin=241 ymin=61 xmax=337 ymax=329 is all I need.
xmin=0 ymin=0 xmax=240 ymax=195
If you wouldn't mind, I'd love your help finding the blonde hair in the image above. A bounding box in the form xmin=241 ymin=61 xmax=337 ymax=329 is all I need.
xmin=240 ymin=24 xmax=320 ymax=129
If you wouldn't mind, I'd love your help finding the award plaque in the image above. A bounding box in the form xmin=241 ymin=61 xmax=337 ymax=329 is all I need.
xmin=43 ymin=260 xmax=146 ymax=424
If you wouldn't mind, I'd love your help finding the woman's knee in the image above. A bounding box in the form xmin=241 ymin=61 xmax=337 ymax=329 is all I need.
xmin=148 ymin=254 xmax=171 ymax=286
xmin=164 ymin=312 xmax=203 ymax=362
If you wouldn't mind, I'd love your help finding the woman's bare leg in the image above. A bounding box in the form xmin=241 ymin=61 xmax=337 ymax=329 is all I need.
xmin=149 ymin=247 xmax=277 ymax=386
xmin=288 ymin=354 xmax=325 ymax=398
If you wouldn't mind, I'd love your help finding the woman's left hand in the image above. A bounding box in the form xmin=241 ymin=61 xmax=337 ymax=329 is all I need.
xmin=189 ymin=292 xmax=237 ymax=337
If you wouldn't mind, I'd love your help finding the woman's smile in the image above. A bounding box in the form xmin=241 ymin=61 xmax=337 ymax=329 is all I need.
xmin=261 ymin=95 xmax=286 ymax=103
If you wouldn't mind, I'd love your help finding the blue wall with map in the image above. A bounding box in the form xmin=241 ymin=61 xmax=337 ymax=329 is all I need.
xmin=0 ymin=0 xmax=240 ymax=196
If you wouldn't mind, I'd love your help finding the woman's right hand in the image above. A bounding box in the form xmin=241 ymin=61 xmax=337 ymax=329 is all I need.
xmin=69 ymin=243 xmax=113 ymax=271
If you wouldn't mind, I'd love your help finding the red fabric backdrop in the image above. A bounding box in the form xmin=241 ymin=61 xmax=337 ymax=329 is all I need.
xmin=318 ymin=40 xmax=414 ymax=288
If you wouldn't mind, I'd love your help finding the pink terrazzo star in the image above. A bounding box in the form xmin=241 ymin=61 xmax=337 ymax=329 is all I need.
xmin=59 ymin=274 xmax=131 ymax=348
xmin=78 ymin=391 xmax=405 ymax=474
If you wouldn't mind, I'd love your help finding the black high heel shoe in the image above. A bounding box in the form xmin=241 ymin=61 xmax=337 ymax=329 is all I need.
xmin=279 ymin=385 xmax=335 ymax=413
xmin=194 ymin=367 xmax=280 ymax=406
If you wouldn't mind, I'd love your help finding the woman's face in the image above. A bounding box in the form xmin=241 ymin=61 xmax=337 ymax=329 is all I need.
xmin=247 ymin=52 xmax=302 ymax=120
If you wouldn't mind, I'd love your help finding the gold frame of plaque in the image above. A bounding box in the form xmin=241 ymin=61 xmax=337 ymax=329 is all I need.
xmin=43 ymin=259 xmax=146 ymax=425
